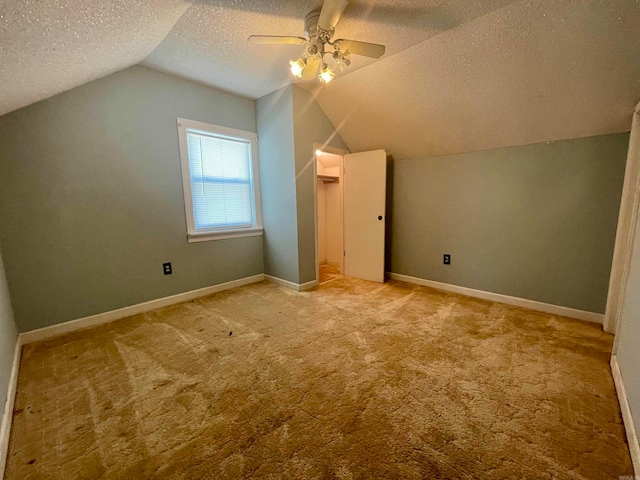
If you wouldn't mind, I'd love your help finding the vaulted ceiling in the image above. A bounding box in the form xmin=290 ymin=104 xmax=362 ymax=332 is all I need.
xmin=2 ymin=0 xmax=639 ymax=159
xmin=311 ymin=1 xmax=640 ymax=158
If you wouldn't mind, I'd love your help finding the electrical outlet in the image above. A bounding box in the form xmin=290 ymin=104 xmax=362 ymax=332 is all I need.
xmin=443 ymin=254 xmax=451 ymax=265
xmin=163 ymin=262 xmax=172 ymax=275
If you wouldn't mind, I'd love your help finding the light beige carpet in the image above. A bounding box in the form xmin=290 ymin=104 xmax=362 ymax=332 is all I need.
xmin=5 ymin=277 xmax=633 ymax=479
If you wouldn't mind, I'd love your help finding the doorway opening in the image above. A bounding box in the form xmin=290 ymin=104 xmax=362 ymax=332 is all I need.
xmin=314 ymin=144 xmax=388 ymax=285
xmin=316 ymin=147 xmax=345 ymax=285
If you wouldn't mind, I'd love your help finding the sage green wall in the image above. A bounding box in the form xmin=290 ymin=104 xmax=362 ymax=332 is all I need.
xmin=0 ymin=246 xmax=18 ymax=421
xmin=291 ymin=86 xmax=349 ymax=284
xmin=256 ymin=85 xmax=348 ymax=285
xmin=0 ymin=66 xmax=263 ymax=332
xmin=257 ymin=86 xmax=300 ymax=284
xmin=391 ymin=133 xmax=629 ymax=313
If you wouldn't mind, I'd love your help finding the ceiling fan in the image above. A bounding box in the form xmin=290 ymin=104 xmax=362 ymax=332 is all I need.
xmin=248 ymin=0 xmax=386 ymax=83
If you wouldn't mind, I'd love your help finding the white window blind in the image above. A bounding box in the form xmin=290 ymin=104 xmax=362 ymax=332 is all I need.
xmin=177 ymin=118 xmax=262 ymax=242
xmin=186 ymin=130 xmax=253 ymax=230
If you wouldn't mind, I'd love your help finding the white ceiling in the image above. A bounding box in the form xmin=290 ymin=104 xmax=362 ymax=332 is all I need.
xmin=0 ymin=0 xmax=189 ymax=115
xmin=312 ymin=1 xmax=640 ymax=158
xmin=141 ymin=0 xmax=515 ymax=99
xmin=318 ymin=151 xmax=342 ymax=169
xmin=1 ymin=0 xmax=639 ymax=158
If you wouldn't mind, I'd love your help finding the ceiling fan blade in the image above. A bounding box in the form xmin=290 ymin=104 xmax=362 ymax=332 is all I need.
xmin=302 ymin=57 xmax=320 ymax=81
xmin=334 ymin=39 xmax=386 ymax=58
xmin=318 ymin=0 xmax=349 ymax=31
xmin=248 ymin=35 xmax=307 ymax=45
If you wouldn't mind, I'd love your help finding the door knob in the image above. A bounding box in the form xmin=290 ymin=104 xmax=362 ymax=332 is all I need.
xmin=378 ymin=215 xmax=383 ymax=220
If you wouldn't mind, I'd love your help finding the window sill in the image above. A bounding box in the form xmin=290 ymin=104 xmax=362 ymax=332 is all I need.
xmin=188 ymin=228 xmax=263 ymax=243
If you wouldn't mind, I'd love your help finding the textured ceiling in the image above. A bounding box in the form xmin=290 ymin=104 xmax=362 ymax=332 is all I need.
xmin=2 ymin=0 xmax=640 ymax=158
xmin=141 ymin=0 xmax=514 ymax=99
xmin=0 ymin=0 xmax=189 ymax=116
xmin=312 ymin=0 xmax=640 ymax=158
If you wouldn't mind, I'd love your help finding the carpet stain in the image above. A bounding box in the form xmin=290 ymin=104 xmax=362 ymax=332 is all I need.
xmin=4 ymin=278 xmax=633 ymax=479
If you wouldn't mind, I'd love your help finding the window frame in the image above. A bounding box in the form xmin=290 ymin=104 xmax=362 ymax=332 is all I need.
xmin=177 ymin=117 xmax=263 ymax=242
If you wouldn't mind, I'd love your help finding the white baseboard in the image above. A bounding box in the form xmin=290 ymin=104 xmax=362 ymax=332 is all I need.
xmin=20 ymin=274 xmax=266 ymax=345
xmin=388 ymin=272 xmax=604 ymax=324
xmin=265 ymin=275 xmax=318 ymax=292
xmin=0 ymin=338 xmax=22 ymax=479
xmin=299 ymin=279 xmax=319 ymax=291
xmin=611 ymin=355 xmax=640 ymax=475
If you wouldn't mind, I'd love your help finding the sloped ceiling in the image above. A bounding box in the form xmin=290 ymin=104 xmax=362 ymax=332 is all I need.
xmin=141 ymin=0 xmax=514 ymax=99
xmin=311 ymin=1 xmax=640 ymax=158
xmin=0 ymin=0 xmax=189 ymax=115
xmin=1 ymin=0 xmax=639 ymax=158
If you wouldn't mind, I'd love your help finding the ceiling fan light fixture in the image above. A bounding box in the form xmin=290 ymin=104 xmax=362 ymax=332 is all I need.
xmin=289 ymin=58 xmax=306 ymax=78
xmin=249 ymin=1 xmax=386 ymax=84
xmin=318 ymin=65 xmax=335 ymax=83
xmin=332 ymin=50 xmax=350 ymax=69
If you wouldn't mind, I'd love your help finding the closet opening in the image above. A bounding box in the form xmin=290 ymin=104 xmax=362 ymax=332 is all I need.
xmin=314 ymin=145 xmax=387 ymax=285
xmin=315 ymin=145 xmax=346 ymax=285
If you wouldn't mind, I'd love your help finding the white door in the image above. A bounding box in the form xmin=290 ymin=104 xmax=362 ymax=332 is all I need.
xmin=344 ymin=149 xmax=387 ymax=282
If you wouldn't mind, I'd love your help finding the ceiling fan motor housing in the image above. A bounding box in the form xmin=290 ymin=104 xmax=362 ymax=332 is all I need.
xmin=304 ymin=10 xmax=322 ymax=37
xmin=305 ymin=9 xmax=335 ymax=41
xmin=304 ymin=9 xmax=335 ymax=59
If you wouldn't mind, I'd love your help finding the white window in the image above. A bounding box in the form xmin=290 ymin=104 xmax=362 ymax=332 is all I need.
xmin=177 ymin=118 xmax=262 ymax=242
